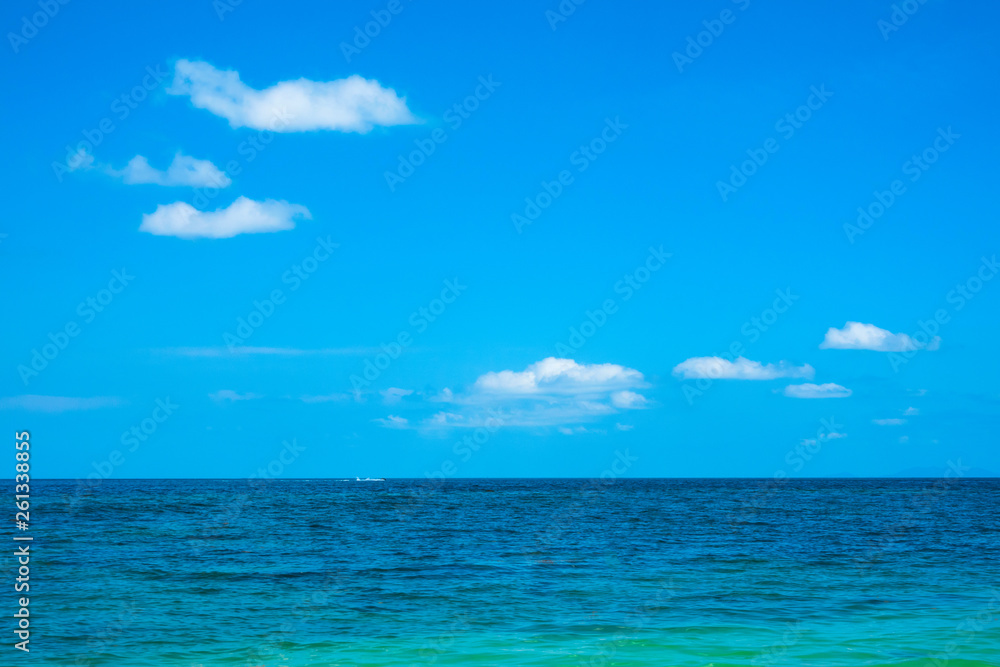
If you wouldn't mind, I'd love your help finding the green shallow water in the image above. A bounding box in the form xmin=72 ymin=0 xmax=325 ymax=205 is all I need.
xmin=15 ymin=479 xmax=1000 ymax=665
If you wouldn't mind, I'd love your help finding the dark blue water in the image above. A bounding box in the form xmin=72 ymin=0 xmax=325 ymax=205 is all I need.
xmin=12 ymin=479 xmax=1000 ymax=665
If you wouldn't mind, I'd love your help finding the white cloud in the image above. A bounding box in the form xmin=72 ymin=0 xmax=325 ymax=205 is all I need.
xmin=381 ymin=388 xmax=414 ymax=404
xmin=109 ymin=152 xmax=231 ymax=187
xmin=825 ymin=431 xmax=848 ymax=439
xmin=0 ymin=395 xmax=122 ymax=412
xmin=419 ymin=358 xmax=649 ymax=431
xmin=610 ymin=390 xmax=648 ymax=409
xmin=168 ymin=59 xmax=418 ymax=133
xmin=373 ymin=415 xmax=409 ymax=429
xmin=474 ymin=357 xmax=644 ymax=395
xmin=672 ymin=356 xmax=814 ymax=380
xmin=783 ymin=383 xmax=852 ymax=399
xmin=140 ymin=196 xmax=311 ymax=239
xmin=615 ymin=423 xmax=634 ymax=431
xmin=820 ymin=321 xmax=940 ymax=352
xmin=873 ymin=418 xmax=906 ymax=426
xmin=903 ymin=407 xmax=920 ymax=416
xmin=210 ymin=390 xmax=262 ymax=402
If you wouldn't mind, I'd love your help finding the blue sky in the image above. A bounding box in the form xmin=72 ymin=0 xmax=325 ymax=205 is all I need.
xmin=2 ymin=0 xmax=998 ymax=479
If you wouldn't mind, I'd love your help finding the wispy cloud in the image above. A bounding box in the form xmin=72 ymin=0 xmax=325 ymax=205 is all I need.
xmin=209 ymin=390 xmax=262 ymax=402
xmin=140 ymin=196 xmax=311 ymax=239
xmin=162 ymin=346 xmax=374 ymax=357
xmin=783 ymin=383 xmax=852 ymax=399
xmin=873 ymin=418 xmax=906 ymax=426
xmin=820 ymin=321 xmax=940 ymax=352
xmin=66 ymin=149 xmax=230 ymax=188
xmin=0 ymin=395 xmax=123 ymax=412
xmin=673 ymin=356 xmax=814 ymax=380
xmin=373 ymin=415 xmax=409 ymax=429
xmin=299 ymin=393 xmax=351 ymax=404
xmin=903 ymin=406 xmax=920 ymax=416
xmin=168 ymin=59 xmax=418 ymax=132
xmin=381 ymin=387 xmax=414 ymax=404
xmin=109 ymin=152 xmax=231 ymax=187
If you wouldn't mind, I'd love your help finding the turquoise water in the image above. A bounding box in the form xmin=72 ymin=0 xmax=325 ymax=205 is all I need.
xmin=17 ymin=479 xmax=1000 ymax=665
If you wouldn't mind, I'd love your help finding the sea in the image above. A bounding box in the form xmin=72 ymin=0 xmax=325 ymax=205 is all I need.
xmin=13 ymin=478 xmax=1000 ymax=666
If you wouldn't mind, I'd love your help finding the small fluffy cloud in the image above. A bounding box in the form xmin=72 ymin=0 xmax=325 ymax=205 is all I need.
xmin=610 ymin=390 xmax=648 ymax=409
xmin=140 ymin=196 xmax=311 ymax=239
xmin=783 ymin=383 xmax=852 ymax=399
xmin=615 ymin=423 xmax=634 ymax=432
xmin=381 ymin=388 xmax=414 ymax=404
xmin=373 ymin=415 xmax=409 ymax=429
xmin=0 ymin=395 xmax=122 ymax=412
xmin=903 ymin=407 xmax=920 ymax=416
xmin=672 ymin=356 xmax=814 ymax=380
xmin=474 ymin=358 xmax=645 ymax=395
xmin=820 ymin=322 xmax=940 ymax=352
xmin=110 ymin=152 xmax=231 ymax=187
xmin=169 ymin=59 xmax=418 ymax=132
